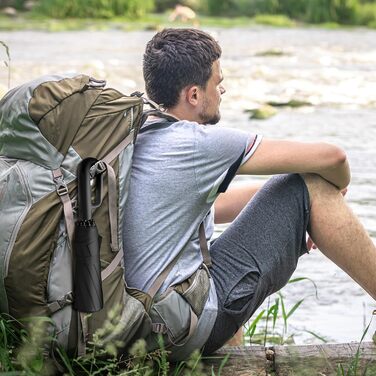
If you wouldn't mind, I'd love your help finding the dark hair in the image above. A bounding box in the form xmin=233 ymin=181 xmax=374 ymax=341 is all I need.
xmin=143 ymin=28 xmax=222 ymax=108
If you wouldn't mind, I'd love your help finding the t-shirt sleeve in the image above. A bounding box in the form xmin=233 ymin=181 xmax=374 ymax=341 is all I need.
xmin=193 ymin=124 xmax=262 ymax=203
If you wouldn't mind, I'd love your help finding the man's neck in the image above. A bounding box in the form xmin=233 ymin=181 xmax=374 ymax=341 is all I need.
xmin=166 ymin=106 xmax=200 ymax=123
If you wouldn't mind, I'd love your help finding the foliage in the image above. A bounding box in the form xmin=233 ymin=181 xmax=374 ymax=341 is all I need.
xmin=35 ymin=0 xmax=155 ymax=19
xmin=305 ymin=0 xmax=358 ymax=23
xmin=244 ymin=277 xmax=326 ymax=346
xmin=253 ymin=14 xmax=296 ymax=27
xmin=202 ymin=0 xmax=371 ymax=25
xmin=355 ymin=1 xmax=376 ymax=25
xmin=336 ymin=317 xmax=374 ymax=376
xmin=0 ymin=312 xmax=224 ymax=375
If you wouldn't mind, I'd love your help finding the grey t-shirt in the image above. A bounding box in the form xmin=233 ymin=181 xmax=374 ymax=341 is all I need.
xmin=122 ymin=119 xmax=261 ymax=359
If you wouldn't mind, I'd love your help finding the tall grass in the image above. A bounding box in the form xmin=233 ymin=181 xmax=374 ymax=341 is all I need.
xmin=244 ymin=276 xmax=327 ymax=346
xmin=336 ymin=315 xmax=375 ymax=376
xmin=0 ymin=313 xmax=224 ymax=375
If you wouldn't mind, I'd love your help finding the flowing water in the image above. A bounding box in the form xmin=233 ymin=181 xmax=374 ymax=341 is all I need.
xmin=1 ymin=27 xmax=376 ymax=344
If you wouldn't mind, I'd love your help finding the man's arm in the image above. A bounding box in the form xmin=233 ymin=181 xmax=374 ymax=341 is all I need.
xmin=214 ymin=182 xmax=264 ymax=223
xmin=237 ymin=139 xmax=350 ymax=190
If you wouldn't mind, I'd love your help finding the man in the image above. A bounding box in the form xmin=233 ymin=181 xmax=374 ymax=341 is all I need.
xmin=123 ymin=28 xmax=376 ymax=360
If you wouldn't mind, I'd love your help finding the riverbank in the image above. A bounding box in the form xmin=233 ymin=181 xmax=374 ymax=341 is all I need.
xmin=0 ymin=12 xmax=375 ymax=32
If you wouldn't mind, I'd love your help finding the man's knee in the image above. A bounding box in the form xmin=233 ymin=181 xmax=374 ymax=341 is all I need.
xmin=300 ymin=173 xmax=341 ymax=204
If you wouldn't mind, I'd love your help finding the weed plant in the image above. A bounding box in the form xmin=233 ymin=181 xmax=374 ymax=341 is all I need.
xmin=0 ymin=312 xmax=225 ymax=375
xmin=336 ymin=316 xmax=375 ymax=376
xmin=244 ymin=276 xmax=327 ymax=346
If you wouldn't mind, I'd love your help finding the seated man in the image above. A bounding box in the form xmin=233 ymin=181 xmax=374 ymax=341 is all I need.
xmin=122 ymin=28 xmax=376 ymax=360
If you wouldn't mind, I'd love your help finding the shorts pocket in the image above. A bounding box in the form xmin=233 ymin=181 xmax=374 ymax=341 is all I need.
xmin=223 ymin=269 xmax=261 ymax=318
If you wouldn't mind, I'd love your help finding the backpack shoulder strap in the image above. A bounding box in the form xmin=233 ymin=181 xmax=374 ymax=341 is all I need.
xmin=139 ymin=108 xmax=180 ymax=135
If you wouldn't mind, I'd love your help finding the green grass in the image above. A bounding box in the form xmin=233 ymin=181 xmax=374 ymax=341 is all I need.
xmin=0 ymin=12 xmax=296 ymax=32
xmin=0 ymin=313 xmax=226 ymax=375
xmin=0 ymin=11 xmax=358 ymax=32
xmin=252 ymin=14 xmax=296 ymax=27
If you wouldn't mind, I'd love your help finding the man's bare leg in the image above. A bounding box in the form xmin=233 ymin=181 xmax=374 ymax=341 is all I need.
xmin=302 ymin=173 xmax=376 ymax=300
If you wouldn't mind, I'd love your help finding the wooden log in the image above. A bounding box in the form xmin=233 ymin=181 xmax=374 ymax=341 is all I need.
xmin=204 ymin=342 xmax=376 ymax=376
xmin=273 ymin=342 xmax=376 ymax=376
xmin=204 ymin=345 xmax=267 ymax=376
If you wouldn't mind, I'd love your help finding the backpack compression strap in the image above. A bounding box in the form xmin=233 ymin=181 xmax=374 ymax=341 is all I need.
xmin=53 ymin=168 xmax=75 ymax=244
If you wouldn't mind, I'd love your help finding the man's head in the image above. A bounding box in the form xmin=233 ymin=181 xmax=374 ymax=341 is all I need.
xmin=143 ymin=28 xmax=225 ymax=124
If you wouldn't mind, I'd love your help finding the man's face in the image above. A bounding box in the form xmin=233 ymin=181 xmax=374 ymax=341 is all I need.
xmin=198 ymin=60 xmax=226 ymax=125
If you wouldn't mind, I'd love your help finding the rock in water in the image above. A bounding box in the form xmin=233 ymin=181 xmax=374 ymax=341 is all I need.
xmin=267 ymin=99 xmax=312 ymax=108
xmin=245 ymin=105 xmax=277 ymax=120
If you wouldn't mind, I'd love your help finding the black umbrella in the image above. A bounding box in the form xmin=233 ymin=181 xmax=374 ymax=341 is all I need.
xmin=73 ymin=157 xmax=104 ymax=313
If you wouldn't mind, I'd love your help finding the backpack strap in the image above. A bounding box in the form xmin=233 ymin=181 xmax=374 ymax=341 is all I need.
xmin=101 ymin=127 xmax=135 ymax=164
xmin=141 ymin=109 xmax=179 ymax=125
xmin=199 ymin=222 xmax=212 ymax=267
xmin=52 ymin=168 xmax=75 ymax=245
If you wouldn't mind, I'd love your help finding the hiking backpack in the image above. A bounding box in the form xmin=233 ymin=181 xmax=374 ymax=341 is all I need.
xmin=0 ymin=73 xmax=211 ymax=359
xmin=0 ymin=73 xmax=155 ymax=354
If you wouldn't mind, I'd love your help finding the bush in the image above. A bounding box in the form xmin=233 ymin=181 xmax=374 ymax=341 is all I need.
xmin=35 ymin=0 xmax=155 ymax=19
xmin=279 ymin=0 xmax=307 ymax=19
xmin=205 ymin=0 xmax=279 ymax=17
xmin=306 ymin=0 xmax=337 ymax=23
xmin=206 ymin=0 xmax=232 ymax=16
xmin=356 ymin=1 xmax=376 ymax=24
xmin=335 ymin=0 xmax=358 ymax=24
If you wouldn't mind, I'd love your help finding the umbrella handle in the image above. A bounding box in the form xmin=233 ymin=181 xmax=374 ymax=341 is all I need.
xmin=77 ymin=158 xmax=102 ymax=220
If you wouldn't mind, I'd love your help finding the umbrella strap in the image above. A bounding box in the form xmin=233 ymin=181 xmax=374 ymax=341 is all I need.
xmin=53 ymin=168 xmax=75 ymax=246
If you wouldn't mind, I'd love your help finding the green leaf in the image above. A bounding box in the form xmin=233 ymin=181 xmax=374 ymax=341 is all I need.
xmin=303 ymin=329 xmax=328 ymax=343
xmin=244 ymin=309 xmax=265 ymax=337
xmin=217 ymin=354 xmax=230 ymax=376
xmin=286 ymin=299 xmax=304 ymax=320
xmin=288 ymin=277 xmax=319 ymax=299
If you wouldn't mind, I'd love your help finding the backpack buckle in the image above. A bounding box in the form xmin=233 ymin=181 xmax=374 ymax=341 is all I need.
xmin=152 ymin=323 xmax=168 ymax=334
xmin=56 ymin=184 xmax=68 ymax=196
xmin=53 ymin=174 xmax=69 ymax=196
xmin=90 ymin=161 xmax=106 ymax=178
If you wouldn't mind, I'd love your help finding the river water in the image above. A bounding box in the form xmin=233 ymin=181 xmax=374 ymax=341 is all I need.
xmin=1 ymin=27 xmax=375 ymax=345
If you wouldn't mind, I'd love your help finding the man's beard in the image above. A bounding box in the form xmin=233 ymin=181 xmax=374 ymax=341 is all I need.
xmin=199 ymin=100 xmax=221 ymax=125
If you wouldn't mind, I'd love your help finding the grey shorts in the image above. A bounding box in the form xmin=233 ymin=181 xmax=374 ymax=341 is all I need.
xmin=203 ymin=174 xmax=310 ymax=354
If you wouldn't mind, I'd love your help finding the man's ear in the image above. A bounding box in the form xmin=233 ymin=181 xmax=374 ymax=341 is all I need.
xmin=185 ymin=85 xmax=200 ymax=107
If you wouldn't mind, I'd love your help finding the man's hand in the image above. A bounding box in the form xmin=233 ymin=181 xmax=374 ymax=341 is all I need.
xmin=306 ymin=187 xmax=348 ymax=251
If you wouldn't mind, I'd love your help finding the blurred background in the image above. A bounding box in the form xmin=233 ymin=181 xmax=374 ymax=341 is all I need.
xmin=1 ymin=0 xmax=376 ymax=26
xmin=1 ymin=0 xmax=376 ymax=348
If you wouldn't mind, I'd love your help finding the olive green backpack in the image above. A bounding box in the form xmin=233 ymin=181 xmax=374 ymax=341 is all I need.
xmin=0 ymin=73 xmax=211 ymax=361
xmin=0 ymin=74 xmax=153 ymax=354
